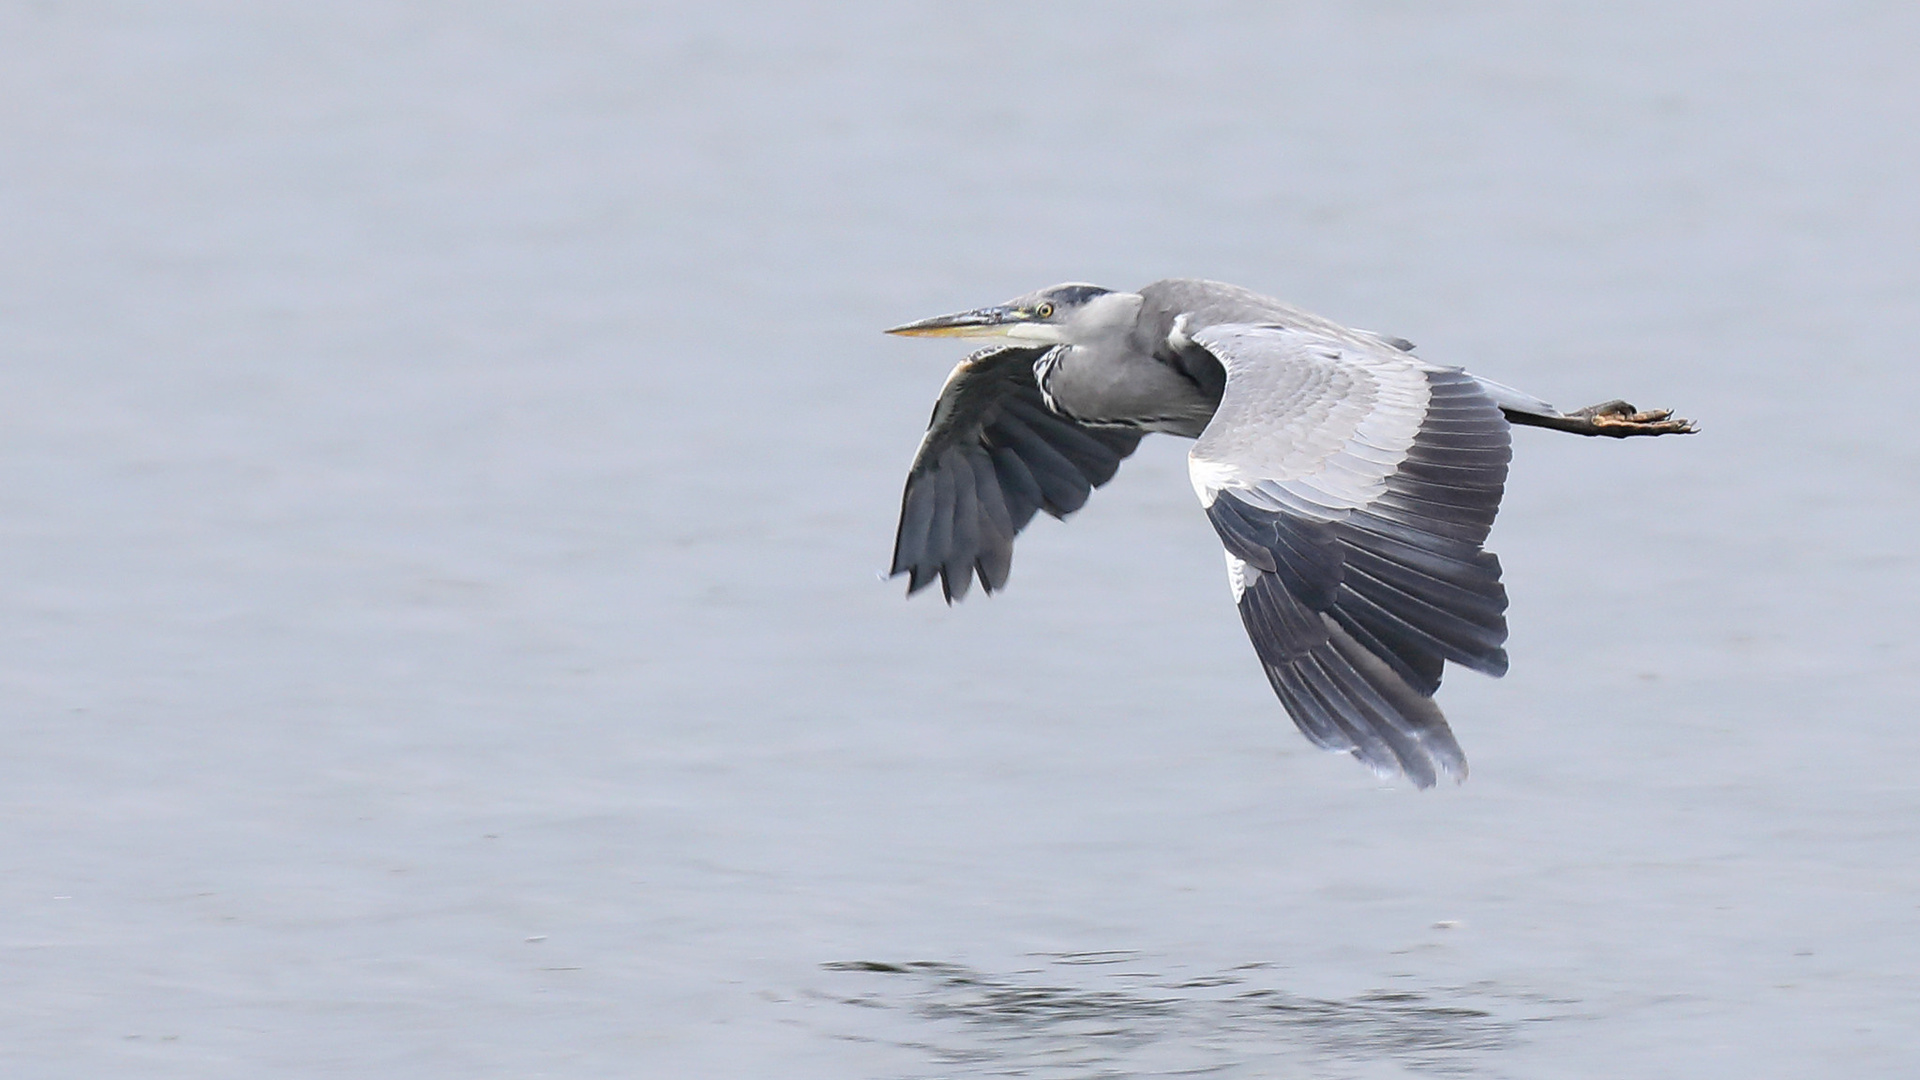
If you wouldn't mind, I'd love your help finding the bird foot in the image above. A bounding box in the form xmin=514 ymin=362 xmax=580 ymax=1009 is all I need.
xmin=1568 ymin=400 xmax=1698 ymax=437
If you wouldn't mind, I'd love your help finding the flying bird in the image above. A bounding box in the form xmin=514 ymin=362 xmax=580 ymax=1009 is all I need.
xmin=886 ymin=279 xmax=1694 ymax=787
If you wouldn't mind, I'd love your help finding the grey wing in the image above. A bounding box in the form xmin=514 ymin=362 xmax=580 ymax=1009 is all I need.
xmin=892 ymin=345 xmax=1143 ymax=602
xmin=1188 ymin=325 xmax=1511 ymax=787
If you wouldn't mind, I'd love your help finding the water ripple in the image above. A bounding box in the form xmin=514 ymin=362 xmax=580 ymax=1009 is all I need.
xmin=815 ymin=956 xmax=1565 ymax=1078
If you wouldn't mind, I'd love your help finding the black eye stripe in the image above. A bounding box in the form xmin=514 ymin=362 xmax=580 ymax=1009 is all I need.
xmin=1045 ymin=284 xmax=1112 ymax=308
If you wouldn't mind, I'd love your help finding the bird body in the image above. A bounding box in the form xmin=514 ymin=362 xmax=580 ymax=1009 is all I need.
xmin=886 ymin=279 xmax=1693 ymax=786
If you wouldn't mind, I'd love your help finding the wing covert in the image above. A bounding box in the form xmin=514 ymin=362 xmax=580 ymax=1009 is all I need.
xmin=891 ymin=345 xmax=1143 ymax=602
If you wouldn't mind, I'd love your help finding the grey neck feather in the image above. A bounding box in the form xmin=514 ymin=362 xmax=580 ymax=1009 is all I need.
xmin=1059 ymin=291 xmax=1146 ymax=349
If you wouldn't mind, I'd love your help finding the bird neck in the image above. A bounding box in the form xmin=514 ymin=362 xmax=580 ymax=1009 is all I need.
xmin=1061 ymin=291 xmax=1144 ymax=349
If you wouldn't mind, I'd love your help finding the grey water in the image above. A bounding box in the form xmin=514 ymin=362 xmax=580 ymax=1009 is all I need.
xmin=4 ymin=2 xmax=1918 ymax=1076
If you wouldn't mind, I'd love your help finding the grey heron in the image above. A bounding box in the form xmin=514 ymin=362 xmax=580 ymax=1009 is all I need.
xmin=886 ymin=279 xmax=1694 ymax=788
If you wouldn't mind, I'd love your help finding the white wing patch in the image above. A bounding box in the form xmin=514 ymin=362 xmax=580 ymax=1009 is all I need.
xmin=1223 ymin=550 xmax=1253 ymax=602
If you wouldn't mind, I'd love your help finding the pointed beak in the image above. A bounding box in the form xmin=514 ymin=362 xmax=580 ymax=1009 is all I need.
xmin=885 ymin=304 xmax=1025 ymax=338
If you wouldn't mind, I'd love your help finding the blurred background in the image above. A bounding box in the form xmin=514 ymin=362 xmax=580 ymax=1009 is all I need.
xmin=4 ymin=2 xmax=1919 ymax=1076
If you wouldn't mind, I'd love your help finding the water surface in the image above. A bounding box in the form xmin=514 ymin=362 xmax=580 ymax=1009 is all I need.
xmin=4 ymin=3 xmax=1919 ymax=1076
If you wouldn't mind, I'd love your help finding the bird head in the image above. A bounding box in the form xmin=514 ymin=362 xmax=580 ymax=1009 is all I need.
xmin=886 ymin=283 xmax=1135 ymax=345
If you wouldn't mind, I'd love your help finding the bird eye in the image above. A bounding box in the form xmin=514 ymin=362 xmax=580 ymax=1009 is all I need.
xmin=1034 ymin=302 xmax=1055 ymax=319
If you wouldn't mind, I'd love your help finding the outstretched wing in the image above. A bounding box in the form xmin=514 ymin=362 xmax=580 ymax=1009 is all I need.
xmin=1188 ymin=324 xmax=1511 ymax=787
xmin=892 ymin=345 xmax=1143 ymax=602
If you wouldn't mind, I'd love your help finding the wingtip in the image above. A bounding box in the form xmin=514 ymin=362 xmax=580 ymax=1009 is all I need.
xmin=897 ymin=565 xmax=937 ymax=598
xmin=1357 ymin=750 xmax=1468 ymax=790
xmin=938 ymin=567 xmax=969 ymax=603
xmin=894 ymin=561 xmax=1004 ymax=604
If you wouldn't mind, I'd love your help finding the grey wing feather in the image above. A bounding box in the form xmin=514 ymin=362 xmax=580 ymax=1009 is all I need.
xmin=1188 ymin=326 xmax=1510 ymax=787
xmin=891 ymin=345 xmax=1143 ymax=602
